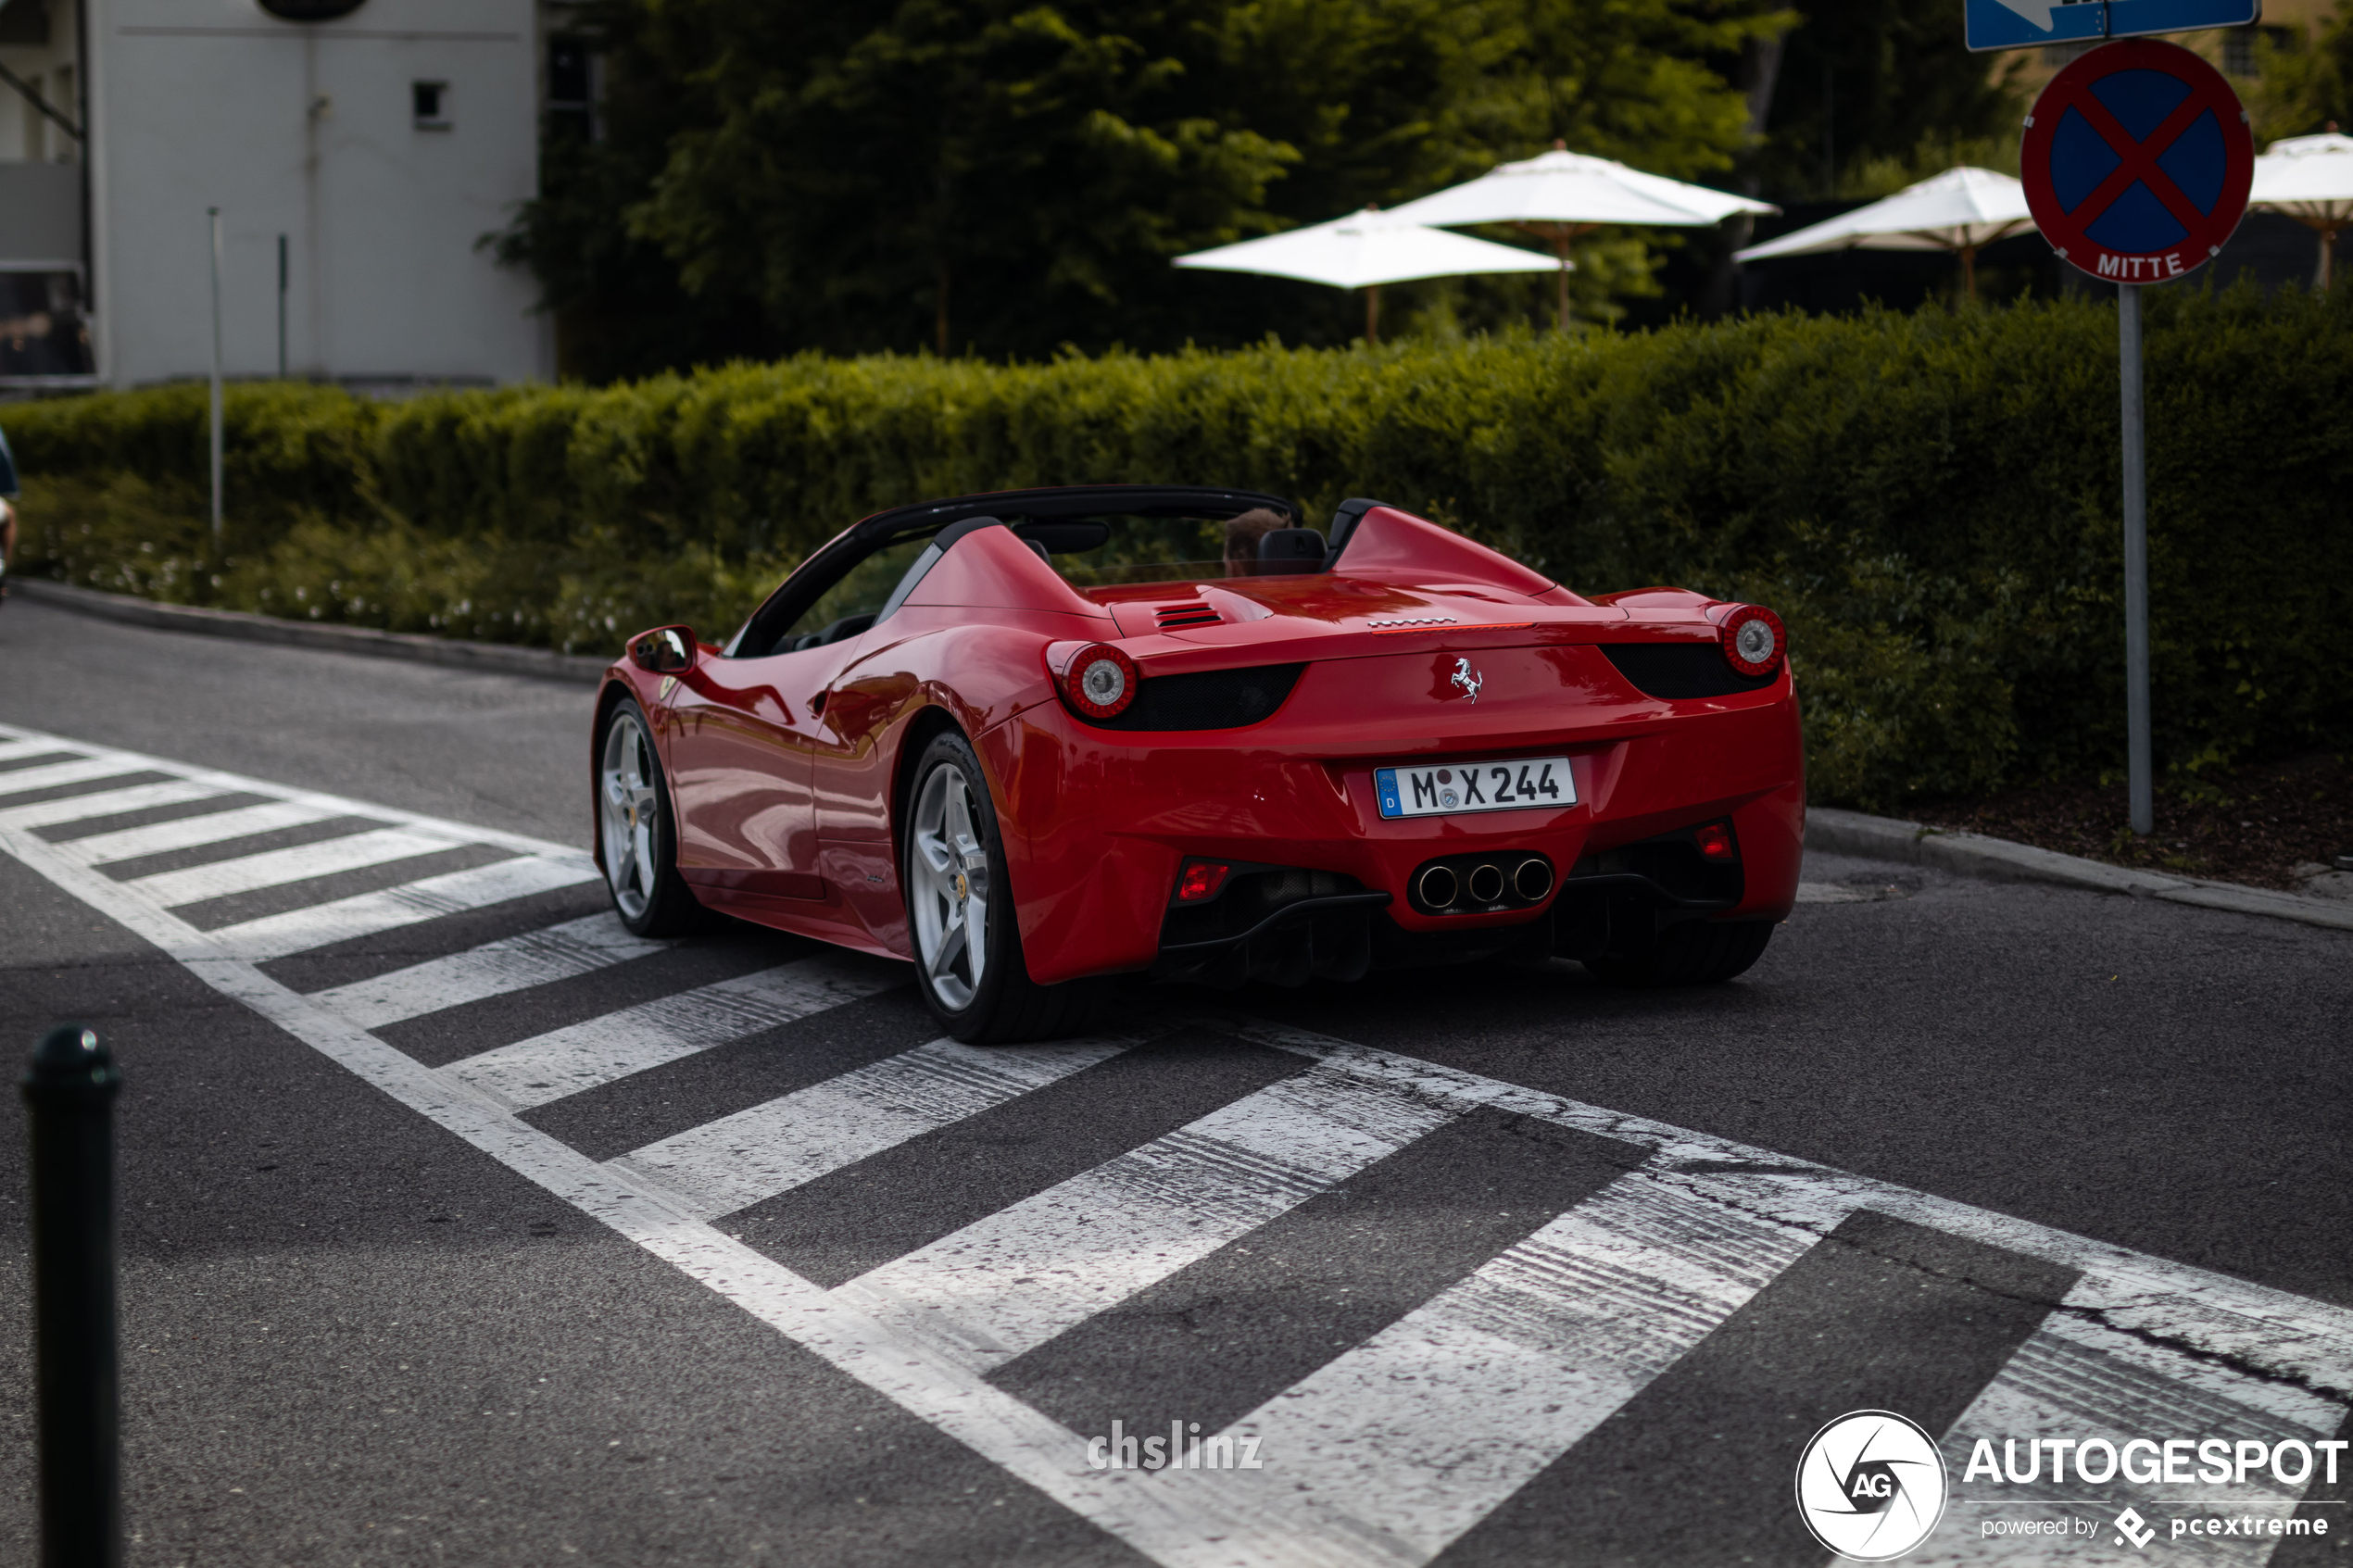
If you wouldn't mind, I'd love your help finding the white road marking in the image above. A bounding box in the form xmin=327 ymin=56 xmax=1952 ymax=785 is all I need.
xmin=1167 ymin=1170 xmax=1831 ymax=1566
xmin=442 ymin=955 xmax=902 ymax=1110
xmin=2 ymin=720 xmax=2348 ymax=1568
xmin=0 ymin=757 xmax=156 ymax=798
xmin=833 ymin=1065 xmax=1455 ymax=1375
xmin=0 ymin=780 xmax=229 ymax=831
xmin=310 ymin=911 xmax=670 ymax=1028
xmin=122 ymin=826 xmax=476 ymax=907
xmin=614 ymin=1035 xmax=1135 ymax=1221
xmin=0 ymin=723 xmax=592 ymax=860
xmin=209 ymin=854 xmax=599 ymax=962
xmin=56 ymin=800 xmax=346 ymax=867
xmin=0 ymin=792 xmax=1282 ymax=1568
xmin=0 ymin=736 xmax=75 ymax=765
xmin=1237 ymin=1017 xmax=2353 ymax=1407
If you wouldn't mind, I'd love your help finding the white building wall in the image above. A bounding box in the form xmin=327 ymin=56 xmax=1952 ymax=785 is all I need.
xmin=91 ymin=0 xmax=549 ymax=387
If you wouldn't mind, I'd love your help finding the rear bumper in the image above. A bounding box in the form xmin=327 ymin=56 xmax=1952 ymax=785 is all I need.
xmin=979 ymin=657 xmax=1805 ymax=986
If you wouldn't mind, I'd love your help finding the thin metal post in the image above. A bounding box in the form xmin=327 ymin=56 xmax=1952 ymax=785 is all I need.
xmin=2119 ymin=282 xmax=2153 ymax=836
xmin=276 ymin=233 xmax=287 ymax=379
xmin=23 ymin=1023 xmax=123 ymax=1568
xmin=208 ymin=208 xmax=224 ymax=570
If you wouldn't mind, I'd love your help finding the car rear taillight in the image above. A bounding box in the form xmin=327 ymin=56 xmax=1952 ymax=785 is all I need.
xmin=1175 ymin=860 xmax=1231 ymax=902
xmin=1719 ymin=605 xmax=1787 ymax=678
xmin=1694 ymin=822 xmax=1737 ymax=860
xmin=1058 ymin=643 xmax=1140 ymax=720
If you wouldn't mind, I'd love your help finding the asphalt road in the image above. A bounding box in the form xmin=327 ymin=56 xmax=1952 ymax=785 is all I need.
xmin=2 ymin=596 xmax=2347 ymax=1568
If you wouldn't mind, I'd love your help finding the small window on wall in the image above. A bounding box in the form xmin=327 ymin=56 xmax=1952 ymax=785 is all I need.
xmin=547 ymin=37 xmax=596 ymax=142
xmin=412 ymin=81 xmax=450 ymax=130
xmin=548 ymin=39 xmax=591 ymax=109
xmin=0 ymin=270 xmax=96 ymax=378
xmin=2223 ymin=26 xmax=2294 ymax=76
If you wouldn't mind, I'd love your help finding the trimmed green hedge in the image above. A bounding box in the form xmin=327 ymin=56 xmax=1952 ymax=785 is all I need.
xmin=13 ymin=286 xmax=2351 ymax=810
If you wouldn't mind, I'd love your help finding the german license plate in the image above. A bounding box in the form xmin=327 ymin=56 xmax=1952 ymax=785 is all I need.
xmin=1374 ymin=756 xmax=1577 ymax=819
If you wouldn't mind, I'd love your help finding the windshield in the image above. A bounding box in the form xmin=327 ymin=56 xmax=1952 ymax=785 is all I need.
xmin=1024 ymin=511 xmax=1303 ymax=588
xmin=734 ymin=503 xmax=1310 ymax=658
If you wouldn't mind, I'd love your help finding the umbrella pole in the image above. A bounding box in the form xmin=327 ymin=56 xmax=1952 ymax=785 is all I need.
xmin=1962 ymin=245 xmax=1978 ymax=303
xmin=2322 ymin=229 xmax=2336 ymax=291
xmin=1365 ymin=283 xmax=1380 ymax=345
xmin=936 ymin=259 xmax=950 ymax=357
xmin=1554 ymin=235 xmax=1571 ymax=332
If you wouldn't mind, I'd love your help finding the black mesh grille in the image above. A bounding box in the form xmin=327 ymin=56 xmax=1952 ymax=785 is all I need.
xmin=1092 ymin=663 xmax=1305 ymax=731
xmin=1599 ymin=643 xmax=1776 ymax=699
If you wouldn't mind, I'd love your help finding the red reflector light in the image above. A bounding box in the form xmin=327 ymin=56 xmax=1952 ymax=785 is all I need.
xmin=1058 ymin=642 xmax=1140 ymax=720
xmin=1693 ymin=823 xmax=1736 ymax=860
xmin=1176 ymin=861 xmax=1231 ymax=902
xmin=1719 ymin=605 xmax=1787 ymax=678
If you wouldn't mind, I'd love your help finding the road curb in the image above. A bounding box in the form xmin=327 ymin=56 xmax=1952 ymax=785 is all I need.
xmin=1806 ymin=805 xmax=2353 ymax=934
xmin=9 ymin=577 xmax=614 ymax=684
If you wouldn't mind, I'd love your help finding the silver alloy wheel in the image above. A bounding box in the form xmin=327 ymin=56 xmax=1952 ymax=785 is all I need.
xmin=909 ymin=761 xmax=990 ymax=1010
xmin=598 ymin=709 xmax=662 ymax=922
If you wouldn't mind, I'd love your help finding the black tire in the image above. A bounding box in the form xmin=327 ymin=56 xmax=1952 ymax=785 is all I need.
xmin=1582 ymin=919 xmax=1774 ymax=987
xmin=594 ymin=696 xmax=711 ymax=938
xmin=901 ymin=729 xmax=1106 ymax=1044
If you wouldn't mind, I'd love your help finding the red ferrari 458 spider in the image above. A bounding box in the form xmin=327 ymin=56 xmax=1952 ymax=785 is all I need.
xmin=593 ymin=485 xmax=1803 ymax=1043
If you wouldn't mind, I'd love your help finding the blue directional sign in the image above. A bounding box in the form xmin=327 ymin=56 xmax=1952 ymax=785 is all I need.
xmin=1967 ymin=0 xmax=2260 ymax=52
xmin=1968 ymin=0 xmax=2108 ymax=54
xmin=2108 ymin=0 xmax=2260 ymax=41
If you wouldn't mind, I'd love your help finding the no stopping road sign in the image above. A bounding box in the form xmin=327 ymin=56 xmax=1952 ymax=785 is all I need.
xmin=2022 ymin=38 xmax=2254 ymax=282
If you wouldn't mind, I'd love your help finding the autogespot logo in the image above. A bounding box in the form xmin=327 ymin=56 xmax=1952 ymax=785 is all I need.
xmin=1796 ymin=1411 xmax=1950 ymax=1562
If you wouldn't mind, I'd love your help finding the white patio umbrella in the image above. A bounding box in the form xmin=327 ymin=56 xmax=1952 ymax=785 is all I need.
xmin=2250 ymin=130 xmax=2353 ymax=289
xmin=1733 ymin=167 xmax=2032 ymax=301
xmin=1174 ymin=206 xmax=1558 ymax=343
xmin=1386 ymin=141 xmax=1780 ymax=328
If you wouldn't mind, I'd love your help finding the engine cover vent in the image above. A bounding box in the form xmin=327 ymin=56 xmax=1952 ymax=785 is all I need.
xmin=1154 ymin=602 xmax=1223 ymax=631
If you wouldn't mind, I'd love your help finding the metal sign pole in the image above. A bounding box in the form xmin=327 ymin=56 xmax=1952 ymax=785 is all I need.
xmin=2118 ymin=282 xmax=2153 ymax=836
xmin=208 ymin=207 xmax=224 ymax=570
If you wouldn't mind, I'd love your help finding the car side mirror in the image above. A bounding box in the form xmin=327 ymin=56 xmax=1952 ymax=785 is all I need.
xmin=630 ymin=626 xmax=698 ymax=673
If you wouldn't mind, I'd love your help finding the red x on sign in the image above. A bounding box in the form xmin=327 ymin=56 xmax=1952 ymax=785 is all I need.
xmin=2021 ymin=39 xmax=2253 ymax=283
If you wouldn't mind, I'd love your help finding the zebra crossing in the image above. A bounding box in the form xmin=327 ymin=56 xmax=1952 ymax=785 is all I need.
xmin=1 ymin=719 xmax=2346 ymax=1568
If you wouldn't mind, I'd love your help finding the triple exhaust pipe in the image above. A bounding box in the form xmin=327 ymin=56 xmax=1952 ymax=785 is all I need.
xmin=1415 ymin=855 xmax=1554 ymax=911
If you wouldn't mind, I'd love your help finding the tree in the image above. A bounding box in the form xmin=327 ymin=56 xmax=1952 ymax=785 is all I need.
xmin=623 ymin=1 xmax=1311 ymax=358
xmin=496 ymin=2 xmax=785 ymax=382
xmin=2253 ymin=0 xmax=2353 ymax=144
xmin=1747 ymin=0 xmax=2021 ymax=201
xmin=500 ymin=0 xmax=1793 ymax=372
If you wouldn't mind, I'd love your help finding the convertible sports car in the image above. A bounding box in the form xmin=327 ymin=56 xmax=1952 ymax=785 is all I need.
xmin=593 ymin=485 xmax=1804 ymax=1043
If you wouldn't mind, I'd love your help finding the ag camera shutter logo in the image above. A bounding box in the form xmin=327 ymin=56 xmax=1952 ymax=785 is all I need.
xmin=1796 ymin=1411 xmax=1949 ymax=1561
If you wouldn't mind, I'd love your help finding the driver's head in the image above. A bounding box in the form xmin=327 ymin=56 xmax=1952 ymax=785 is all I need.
xmin=1222 ymin=508 xmax=1288 ymax=575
